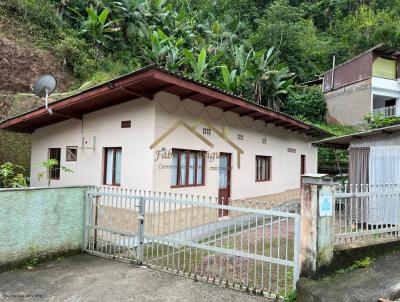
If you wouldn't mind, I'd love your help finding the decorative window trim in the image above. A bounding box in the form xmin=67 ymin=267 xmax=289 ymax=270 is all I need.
xmin=171 ymin=149 xmax=206 ymax=188
xmin=255 ymin=155 xmax=271 ymax=182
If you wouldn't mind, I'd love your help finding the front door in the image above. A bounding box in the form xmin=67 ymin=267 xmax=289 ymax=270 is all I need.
xmin=218 ymin=153 xmax=231 ymax=217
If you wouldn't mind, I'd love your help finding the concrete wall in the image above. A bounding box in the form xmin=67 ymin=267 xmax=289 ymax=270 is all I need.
xmin=0 ymin=186 xmax=87 ymax=268
xmin=29 ymin=91 xmax=318 ymax=200
xmin=325 ymin=79 xmax=372 ymax=127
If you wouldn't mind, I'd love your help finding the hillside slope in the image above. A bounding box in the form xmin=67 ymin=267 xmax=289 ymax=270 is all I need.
xmin=0 ymin=17 xmax=76 ymax=172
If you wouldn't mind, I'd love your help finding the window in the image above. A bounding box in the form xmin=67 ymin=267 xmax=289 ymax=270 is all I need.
xmin=256 ymin=155 xmax=271 ymax=182
xmin=121 ymin=120 xmax=131 ymax=128
xmin=48 ymin=148 xmax=61 ymax=180
xmin=203 ymin=128 xmax=211 ymax=135
xmin=237 ymin=134 xmax=244 ymax=140
xmin=171 ymin=149 xmax=205 ymax=187
xmin=66 ymin=146 xmax=78 ymax=161
xmin=103 ymin=147 xmax=122 ymax=186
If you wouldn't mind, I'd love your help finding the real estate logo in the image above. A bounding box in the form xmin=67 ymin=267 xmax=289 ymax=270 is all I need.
xmin=149 ymin=118 xmax=243 ymax=168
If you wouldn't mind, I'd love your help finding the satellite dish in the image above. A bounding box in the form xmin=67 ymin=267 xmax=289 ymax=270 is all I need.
xmin=33 ymin=75 xmax=57 ymax=115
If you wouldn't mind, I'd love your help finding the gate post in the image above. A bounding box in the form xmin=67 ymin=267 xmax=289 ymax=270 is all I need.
xmin=137 ymin=196 xmax=145 ymax=265
xmin=300 ymin=174 xmax=335 ymax=277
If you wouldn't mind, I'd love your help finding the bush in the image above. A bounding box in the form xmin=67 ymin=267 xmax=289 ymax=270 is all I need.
xmin=54 ymin=36 xmax=97 ymax=79
xmin=0 ymin=0 xmax=63 ymax=44
xmin=283 ymin=85 xmax=326 ymax=123
xmin=364 ymin=112 xmax=400 ymax=129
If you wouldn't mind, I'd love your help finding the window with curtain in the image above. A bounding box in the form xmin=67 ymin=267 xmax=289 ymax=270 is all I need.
xmin=48 ymin=148 xmax=61 ymax=180
xmin=256 ymin=155 xmax=271 ymax=182
xmin=171 ymin=149 xmax=205 ymax=187
xmin=103 ymin=147 xmax=122 ymax=186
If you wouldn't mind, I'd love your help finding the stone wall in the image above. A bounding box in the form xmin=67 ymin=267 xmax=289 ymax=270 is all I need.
xmin=0 ymin=186 xmax=87 ymax=268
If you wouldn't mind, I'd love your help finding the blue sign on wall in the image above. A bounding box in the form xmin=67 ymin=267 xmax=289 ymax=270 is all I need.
xmin=319 ymin=190 xmax=333 ymax=217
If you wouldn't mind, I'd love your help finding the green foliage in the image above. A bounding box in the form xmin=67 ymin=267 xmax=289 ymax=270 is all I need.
xmin=0 ymin=162 xmax=28 ymax=188
xmin=310 ymin=123 xmax=356 ymax=176
xmin=285 ymin=290 xmax=297 ymax=302
xmin=78 ymin=6 xmax=115 ymax=51
xmin=333 ymin=257 xmax=375 ymax=277
xmin=284 ymin=85 xmax=326 ymax=123
xmin=37 ymin=159 xmax=73 ymax=186
xmin=364 ymin=112 xmax=400 ymax=129
xmin=0 ymin=131 xmax=31 ymax=173
xmin=0 ymin=0 xmax=64 ymax=45
xmin=54 ymin=36 xmax=97 ymax=78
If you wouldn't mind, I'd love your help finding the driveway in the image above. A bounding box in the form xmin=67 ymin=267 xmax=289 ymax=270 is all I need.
xmin=0 ymin=254 xmax=268 ymax=302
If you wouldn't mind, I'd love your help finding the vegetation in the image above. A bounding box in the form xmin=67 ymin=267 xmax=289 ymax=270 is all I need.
xmin=5 ymin=0 xmax=392 ymax=176
xmin=0 ymin=162 xmax=28 ymax=188
xmin=37 ymin=159 xmax=73 ymax=186
xmin=364 ymin=112 xmax=400 ymax=129
xmin=330 ymin=257 xmax=375 ymax=278
xmin=3 ymin=0 xmax=400 ymax=110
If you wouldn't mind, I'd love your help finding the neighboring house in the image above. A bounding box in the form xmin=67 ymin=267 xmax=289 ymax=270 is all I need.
xmin=322 ymin=44 xmax=400 ymax=127
xmin=0 ymin=66 xmax=325 ymax=204
xmin=313 ymin=125 xmax=400 ymax=225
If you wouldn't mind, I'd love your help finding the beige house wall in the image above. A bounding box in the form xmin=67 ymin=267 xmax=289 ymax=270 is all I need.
xmin=152 ymin=92 xmax=317 ymax=200
xmin=325 ymin=79 xmax=372 ymax=128
xmin=30 ymin=91 xmax=317 ymax=201
xmin=30 ymin=99 xmax=156 ymax=189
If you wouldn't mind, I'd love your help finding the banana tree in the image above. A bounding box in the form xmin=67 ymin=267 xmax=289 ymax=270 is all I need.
xmin=183 ymin=48 xmax=222 ymax=80
xmin=80 ymin=7 xmax=115 ymax=51
xmin=252 ymin=47 xmax=294 ymax=110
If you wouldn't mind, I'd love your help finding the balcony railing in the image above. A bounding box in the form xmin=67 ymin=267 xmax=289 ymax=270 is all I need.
xmin=373 ymin=105 xmax=398 ymax=117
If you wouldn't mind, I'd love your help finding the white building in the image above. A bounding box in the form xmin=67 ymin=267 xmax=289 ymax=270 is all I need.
xmin=0 ymin=66 xmax=325 ymax=202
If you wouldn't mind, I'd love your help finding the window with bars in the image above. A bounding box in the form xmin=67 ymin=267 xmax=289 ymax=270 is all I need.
xmin=103 ymin=147 xmax=122 ymax=186
xmin=256 ymin=155 xmax=271 ymax=182
xmin=48 ymin=148 xmax=61 ymax=180
xmin=171 ymin=149 xmax=205 ymax=187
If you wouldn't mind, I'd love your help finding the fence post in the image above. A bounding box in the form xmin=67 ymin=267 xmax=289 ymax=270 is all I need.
xmin=137 ymin=196 xmax=145 ymax=265
xmin=300 ymin=174 xmax=335 ymax=277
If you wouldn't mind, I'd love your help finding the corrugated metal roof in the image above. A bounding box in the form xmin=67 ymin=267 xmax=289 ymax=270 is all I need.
xmin=312 ymin=123 xmax=400 ymax=149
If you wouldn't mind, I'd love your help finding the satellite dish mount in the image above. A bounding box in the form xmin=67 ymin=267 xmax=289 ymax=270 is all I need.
xmin=32 ymin=75 xmax=57 ymax=115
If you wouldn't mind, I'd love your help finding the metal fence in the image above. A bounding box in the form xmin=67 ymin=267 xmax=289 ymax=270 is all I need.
xmin=84 ymin=186 xmax=301 ymax=298
xmin=335 ymin=184 xmax=400 ymax=245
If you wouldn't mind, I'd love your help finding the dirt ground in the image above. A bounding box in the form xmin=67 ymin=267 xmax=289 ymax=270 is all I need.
xmin=0 ymin=254 xmax=269 ymax=302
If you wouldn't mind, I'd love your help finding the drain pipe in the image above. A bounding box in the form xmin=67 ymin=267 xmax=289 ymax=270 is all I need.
xmin=331 ymin=54 xmax=336 ymax=91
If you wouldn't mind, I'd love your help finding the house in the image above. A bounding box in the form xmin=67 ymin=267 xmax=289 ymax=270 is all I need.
xmin=313 ymin=125 xmax=400 ymax=225
xmin=322 ymin=44 xmax=400 ymax=127
xmin=0 ymin=66 xmax=325 ymax=204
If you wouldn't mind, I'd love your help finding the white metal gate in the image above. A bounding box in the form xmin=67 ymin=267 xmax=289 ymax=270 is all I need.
xmin=84 ymin=187 xmax=301 ymax=298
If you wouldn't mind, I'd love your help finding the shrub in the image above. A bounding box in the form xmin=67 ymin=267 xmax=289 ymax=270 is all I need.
xmin=364 ymin=112 xmax=400 ymax=129
xmin=283 ymin=85 xmax=326 ymax=123
xmin=54 ymin=36 xmax=97 ymax=79
xmin=0 ymin=0 xmax=63 ymax=44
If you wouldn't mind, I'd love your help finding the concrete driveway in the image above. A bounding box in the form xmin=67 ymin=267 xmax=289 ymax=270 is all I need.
xmin=0 ymin=254 xmax=268 ymax=302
